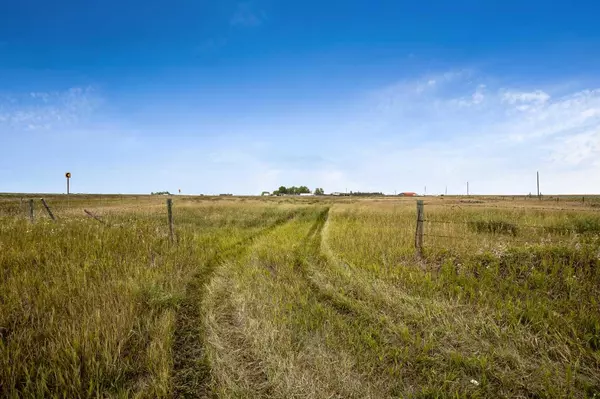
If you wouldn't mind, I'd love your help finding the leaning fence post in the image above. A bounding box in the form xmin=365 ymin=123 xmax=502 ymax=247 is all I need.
xmin=84 ymin=209 xmax=107 ymax=225
xmin=415 ymin=200 xmax=424 ymax=257
xmin=28 ymin=199 xmax=34 ymax=223
xmin=167 ymin=198 xmax=174 ymax=243
xmin=40 ymin=198 xmax=56 ymax=221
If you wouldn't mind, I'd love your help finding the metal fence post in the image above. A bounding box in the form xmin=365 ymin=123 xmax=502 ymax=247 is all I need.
xmin=415 ymin=200 xmax=424 ymax=257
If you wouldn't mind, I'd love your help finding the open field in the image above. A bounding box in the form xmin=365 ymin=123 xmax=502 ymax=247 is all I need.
xmin=1 ymin=194 xmax=599 ymax=398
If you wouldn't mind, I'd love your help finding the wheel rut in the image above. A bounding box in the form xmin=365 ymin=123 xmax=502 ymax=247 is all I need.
xmin=171 ymin=211 xmax=299 ymax=398
xmin=293 ymin=207 xmax=408 ymax=346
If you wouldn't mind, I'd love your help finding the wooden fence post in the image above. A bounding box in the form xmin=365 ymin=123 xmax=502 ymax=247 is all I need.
xmin=84 ymin=209 xmax=107 ymax=225
xmin=40 ymin=198 xmax=56 ymax=221
xmin=28 ymin=199 xmax=34 ymax=223
xmin=415 ymin=200 xmax=424 ymax=257
xmin=167 ymin=198 xmax=174 ymax=243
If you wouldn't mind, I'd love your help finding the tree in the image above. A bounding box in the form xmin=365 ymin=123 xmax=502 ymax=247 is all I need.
xmin=314 ymin=188 xmax=325 ymax=195
xmin=273 ymin=185 xmax=312 ymax=195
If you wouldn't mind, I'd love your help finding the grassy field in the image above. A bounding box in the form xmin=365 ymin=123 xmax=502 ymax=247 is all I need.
xmin=1 ymin=194 xmax=599 ymax=398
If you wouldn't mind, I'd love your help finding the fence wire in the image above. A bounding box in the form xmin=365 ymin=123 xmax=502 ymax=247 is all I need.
xmin=417 ymin=201 xmax=600 ymax=250
xmin=423 ymin=202 xmax=600 ymax=213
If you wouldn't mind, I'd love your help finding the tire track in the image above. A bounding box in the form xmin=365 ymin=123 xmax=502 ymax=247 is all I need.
xmin=293 ymin=206 xmax=412 ymax=353
xmin=171 ymin=210 xmax=300 ymax=398
xmin=293 ymin=206 xmax=365 ymax=317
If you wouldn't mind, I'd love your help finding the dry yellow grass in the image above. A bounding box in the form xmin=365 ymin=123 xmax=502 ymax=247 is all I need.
xmin=1 ymin=194 xmax=599 ymax=398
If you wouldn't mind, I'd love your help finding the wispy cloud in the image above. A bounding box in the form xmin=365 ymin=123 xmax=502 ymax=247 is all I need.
xmin=230 ymin=2 xmax=266 ymax=27
xmin=501 ymin=90 xmax=550 ymax=105
xmin=342 ymin=72 xmax=600 ymax=194
xmin=152 ymin=71 xmax=600 ymax=195
xmin=0 ymin=87 xmax=99 ymax=131
xmin=3 ymin=71 xmax=599 ymax=195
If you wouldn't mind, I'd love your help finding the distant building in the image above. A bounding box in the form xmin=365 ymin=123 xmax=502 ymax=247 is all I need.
xmin=400 ymin=192 xmax=417 ymax=197
xmin=299 ymin=193 xmax=314 ymax=196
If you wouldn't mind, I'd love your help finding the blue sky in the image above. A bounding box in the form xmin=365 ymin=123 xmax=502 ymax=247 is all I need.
xmin=2 ymin=0 xmax=600 ymax=194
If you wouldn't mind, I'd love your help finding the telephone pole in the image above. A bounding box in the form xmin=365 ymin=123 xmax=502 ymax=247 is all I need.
xmin=537 ymin=171 xmax=540 ymax=200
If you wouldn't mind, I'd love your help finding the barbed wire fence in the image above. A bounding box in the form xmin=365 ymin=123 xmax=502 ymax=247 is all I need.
xmin=0 ymin=195 xmax=178 ymax=244
xmin=414 ymin=200 xmax=600 ymax=255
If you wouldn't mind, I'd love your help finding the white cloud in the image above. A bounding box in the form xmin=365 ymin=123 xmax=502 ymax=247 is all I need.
xmin=0 ymin=87 xmax=98 ymax=131
xmin=342 ymin=72 xmax=600 ymax=194
xmin=3 ymin=71 xmax=600 ymax=195
xmin=452 ymin=84 xmax=486 ymax=107
xmin=230 ymin=3 xmax=266 ymax=27
xmin=502 ymin=90 xmax=550 ymax=105
xmin=546 ymin=128 xmax=600 ymax=166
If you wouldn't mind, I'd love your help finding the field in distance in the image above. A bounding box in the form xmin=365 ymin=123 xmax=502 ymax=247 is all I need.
xmin=1 ymin=194 xmax=599 ymax=398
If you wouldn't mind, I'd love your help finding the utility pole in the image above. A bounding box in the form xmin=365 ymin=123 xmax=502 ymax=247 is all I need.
xmin=537 ymin=171 xmax=540 ymax=200
xmin=467 ymin=181 xmax=469 ymax=196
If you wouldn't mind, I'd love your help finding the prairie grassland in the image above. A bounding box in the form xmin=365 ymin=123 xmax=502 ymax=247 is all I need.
xmin=0 ymin=196 xmax=303 ymax=397
xmin=1 ymin=195 xmax=599 ymax=398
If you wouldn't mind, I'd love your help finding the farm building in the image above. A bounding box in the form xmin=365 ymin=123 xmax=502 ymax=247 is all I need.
xmin=399 ymin=192 xmax=417 ymax=197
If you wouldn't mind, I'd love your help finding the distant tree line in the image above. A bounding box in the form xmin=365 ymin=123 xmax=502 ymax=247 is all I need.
xmin=151 ymin=191 xmax=171 ymax=195
xmin=273 ymin=186 xmax=310 ymax=195
xmin=271 ymin=186 xmax=326 ymax=196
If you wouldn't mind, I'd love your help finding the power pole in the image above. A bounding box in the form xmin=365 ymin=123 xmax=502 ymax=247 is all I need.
xmin=537 ymin=171 xmax=540 ymax=200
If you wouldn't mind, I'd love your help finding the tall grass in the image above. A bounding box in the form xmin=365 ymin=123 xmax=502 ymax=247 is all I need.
xmin=0 ymin=198 xmax=299 ymax=397
xmin=1 ymin=195 xmax=599 ymax=397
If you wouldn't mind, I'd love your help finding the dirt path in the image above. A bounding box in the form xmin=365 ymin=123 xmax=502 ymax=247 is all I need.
xmin=171 ymin=211 xmax=299 ymax=398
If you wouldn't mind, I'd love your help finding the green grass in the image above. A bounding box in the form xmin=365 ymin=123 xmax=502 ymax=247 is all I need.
xmin=1 ymin=195 xmax=599 ymax=398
